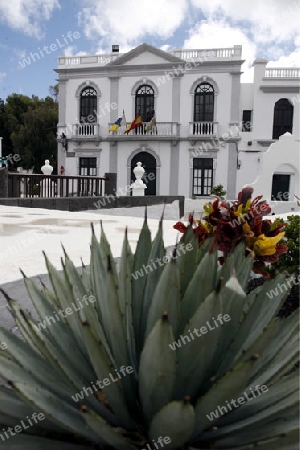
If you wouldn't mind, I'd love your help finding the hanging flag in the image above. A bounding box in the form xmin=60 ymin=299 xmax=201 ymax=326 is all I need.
xmin=145 ymin=110 xmax=156 ymax=132
xmin=125 ymin=114 xmax=143 ymax=134
xmin=109 ymin=117 xmax=122 ymax=132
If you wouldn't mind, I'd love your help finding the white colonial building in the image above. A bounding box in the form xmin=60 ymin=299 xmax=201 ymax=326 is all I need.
xmin=55 ymin=43 xmax=300 ymax=202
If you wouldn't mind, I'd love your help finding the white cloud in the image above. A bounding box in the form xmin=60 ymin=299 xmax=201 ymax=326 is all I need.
xmin=78 ymin=0 xmax=187 ymax=48
xmin=190 ymin=0 xmax=300 ymax=43
xmin=267 ymin=49 xmax=300 ymax=67
xmin=0 ymin=72 xmax=7 ymax=82
xmin=0 ymin=0 xmax=60 ymax=38
xmin=63 ymin=46 xmax=87 ymax=57
xmin=184 ymin=20 xmax=257 ymax=81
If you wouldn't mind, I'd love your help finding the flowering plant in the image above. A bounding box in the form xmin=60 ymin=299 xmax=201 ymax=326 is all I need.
xmin=174 ymin=187 xmax=288 ymax=277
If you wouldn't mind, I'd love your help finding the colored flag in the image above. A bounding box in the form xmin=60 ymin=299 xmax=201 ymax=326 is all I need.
xmin=125 ymin=114 xmax=143 ymax=134
xmin=109 ymin=117 xmax=122 ymax=132
xmin=145 ymin=111 xmax=156 ymax=132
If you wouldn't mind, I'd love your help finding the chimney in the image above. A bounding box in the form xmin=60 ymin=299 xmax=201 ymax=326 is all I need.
xmin=112 ymin=45 xmax=119 ymax=53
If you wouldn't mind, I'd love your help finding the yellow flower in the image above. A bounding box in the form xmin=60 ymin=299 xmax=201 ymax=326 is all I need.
xmin=235 ymin=199 xmax=252 ymax=217
xmin=203 ymin=202 xmax=213 ymax=215
xmin=253 ymin=232 xmax=285 ymax=256
xmin=243 ymin=222 xmax=254 ymax=237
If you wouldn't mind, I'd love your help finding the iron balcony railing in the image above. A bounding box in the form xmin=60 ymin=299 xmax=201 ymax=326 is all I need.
xmin=8 ymin=173 xmax=107 ymax=198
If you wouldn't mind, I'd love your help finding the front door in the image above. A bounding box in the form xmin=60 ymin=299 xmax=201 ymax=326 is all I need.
xmin=131 ymin=152 xmax=156 ymax=195
xmin=271 ymin=174 xmax=290 ymax=201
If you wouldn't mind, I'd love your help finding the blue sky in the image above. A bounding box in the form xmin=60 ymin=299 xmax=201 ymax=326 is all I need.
xmin=0 ymin=0 xmax=299 ymax=100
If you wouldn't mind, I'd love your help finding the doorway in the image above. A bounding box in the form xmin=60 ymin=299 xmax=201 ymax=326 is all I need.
xmin=131 ymin=152 xmax=156 ymax=195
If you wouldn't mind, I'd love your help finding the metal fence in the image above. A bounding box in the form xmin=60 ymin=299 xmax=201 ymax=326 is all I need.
xmin=8 ymin=173 xmax=107 ymax=198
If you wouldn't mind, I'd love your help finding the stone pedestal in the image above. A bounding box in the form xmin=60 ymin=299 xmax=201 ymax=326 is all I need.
xmin=130 ymin=162 xmax=147 ymax=196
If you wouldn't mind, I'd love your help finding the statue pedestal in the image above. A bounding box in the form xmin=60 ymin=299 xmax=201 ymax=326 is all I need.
xmin=130 ymin=162 xmax=147 ymax=196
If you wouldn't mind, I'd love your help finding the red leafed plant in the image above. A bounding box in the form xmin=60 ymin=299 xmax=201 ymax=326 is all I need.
xmin=174 ymin=187 xmax=288 ymax=277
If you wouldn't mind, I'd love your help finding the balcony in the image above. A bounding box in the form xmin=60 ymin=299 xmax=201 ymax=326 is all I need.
xmin=264 ymin=68 xmax=300 ymax=78
xmin=72 ymin=123 xmax=100 ymax=138
xmin=189 ymin=122 xmax=218 ymax=139
xmin=172 ymin=45 xmax=242 ymax=61
xmin=107 ymin=122 xmax=180 ymax=144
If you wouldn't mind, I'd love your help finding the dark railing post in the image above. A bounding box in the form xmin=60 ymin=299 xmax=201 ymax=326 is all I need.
xmin=104 ymin=173 xmax=117 ymax=196
xmin=0 ymin=167 xmax=8 ymax=197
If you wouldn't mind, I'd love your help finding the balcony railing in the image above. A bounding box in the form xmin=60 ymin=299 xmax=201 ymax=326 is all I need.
xmin=8 ymin=173 xmax=107 ymax=198
xmin=190 ymin=122 xmax=218 ymax=136
xmin=73 ymin=123 xmax=100 ymax=137
xmin=264 ymin=68 xmax=300 ymax=78
xmin=58 ymin=46 xmax=242 ymax=67
xmin=172 ymin=46 xmax=242 ymax=60
xmin=108 ymin=122 xmax=179 ymax=136
xmin=58 ymin=53 xmax=124 ymax=66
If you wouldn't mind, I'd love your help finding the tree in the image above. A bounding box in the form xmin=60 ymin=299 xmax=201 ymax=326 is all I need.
xmin=0 ymin=92 xmax=58 ymax=172
xmin=49 ymin=84 xmax=59 ymax=102
xmin=11 ymin=96 xmax=58 ymax=172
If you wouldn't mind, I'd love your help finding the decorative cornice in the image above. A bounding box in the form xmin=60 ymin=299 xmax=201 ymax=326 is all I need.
xmin=106 ymin=43 xmax=185 ymax=66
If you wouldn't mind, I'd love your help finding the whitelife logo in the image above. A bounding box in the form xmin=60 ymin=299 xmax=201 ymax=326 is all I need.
xmin=169 ymin=314 xmax=231 ymax=351
xmin=18 ymin=31 xmax=80 ymax=68
xmin=206 ymin=385 xmax=269 ymax=421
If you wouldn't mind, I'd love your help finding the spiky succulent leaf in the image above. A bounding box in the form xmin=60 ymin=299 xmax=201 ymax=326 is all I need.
xmin=149 ymin=400 xmax=195 ymax=449
xmin=139 ymin=315 xmax=177 ymax=421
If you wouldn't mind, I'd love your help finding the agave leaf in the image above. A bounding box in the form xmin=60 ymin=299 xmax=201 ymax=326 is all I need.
xmin=131 ymin=212 xmax=152 ymax=347
xmin=215 ymin=273 xmax=289 ymax=377
xmin=62 ymin=250 xmax=114 ymax=366
xmin=149 ymin=400 xmax=195 ymax=449
xmin=0 ymin=386 xmax=64 ymax=433
xmin=180 ymin=249 xmax=218 ymax=331
xmin=80 ymin=319 xmax=136 ymax=430
xmin=231 ymin=430 xmax=300 ymax=450
xmin=201 ymin=402 xmax=299 ymax=448
xmin=43 ymin=254 xmax=85 ymax=353
xmin=146 ymin=258 xmax=180 ymax=338
xmin=196 ymin=237 xmax=213 ymax=265
xmin=119 ymin=230 xmax=138 ymax=375
xmin=0 ymin=326 xmax=66 ymax=388
xmin=214 ymin=372 xmax=299 ymax=428
xmin=82 ymin=408 xmax=137 ymax=450
xmin=175 ymin=290 xmax=222 ymax=399
xmin=0 ymin=435 xmax=93 ymax=449
xmin=177 ymin=225 xmax=199 ymax=295
xmin=139 ymin=316 xmax=177 ymax=421
xmin=176 ymin=277 xmax=246 ymax=399
xmin=236 ymin=254 xmax=254 ymax=290
xmin=193 ymin=358 xmax=257 ymax=436
xmin=22 ymin=276 xmax=95 ymax=380
xmin=240 ymin=311 xmax=299 ymax=378
xmin=12 ymin=382 xmax=106 ymax=445
xmin=139 ymin=216 xmax=165 ymax=344
xmin=249 ymin=333 xmax=299 ymax=387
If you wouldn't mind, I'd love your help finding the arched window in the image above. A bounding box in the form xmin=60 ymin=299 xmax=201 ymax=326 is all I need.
xmin=272 ymin=98 xmax=293 ymax=139
xmin=135 ymin=85 xmax=154 ymax=122
xmin=194 ymin=83 xmax=214 ymax=123
xmin=80 ymin=87 xmax=97 ymax=123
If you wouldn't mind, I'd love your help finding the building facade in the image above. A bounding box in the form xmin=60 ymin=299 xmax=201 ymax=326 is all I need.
xmin=55 ymin=43 xmax=300 ymax=201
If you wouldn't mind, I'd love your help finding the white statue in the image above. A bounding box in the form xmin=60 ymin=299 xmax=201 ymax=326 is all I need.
xmin=130 ymin=162 xmax=147 ymax=196
xmin=41 ymin=159 xmax=53 ymax=175
xmin=40 ymin=160 xmax=55 ymax=197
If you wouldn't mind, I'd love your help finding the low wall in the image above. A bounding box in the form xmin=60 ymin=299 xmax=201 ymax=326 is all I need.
xmin=0 ymin=195 xmax=185 ymax=218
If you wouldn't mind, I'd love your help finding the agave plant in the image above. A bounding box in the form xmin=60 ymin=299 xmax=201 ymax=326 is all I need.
xmin=0 ymin=216 xmax=298 ymax=449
